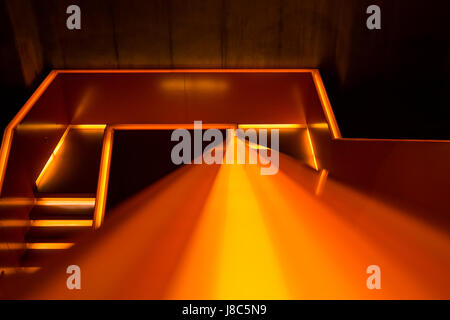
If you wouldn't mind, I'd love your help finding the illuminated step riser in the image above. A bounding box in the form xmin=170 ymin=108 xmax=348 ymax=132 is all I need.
xmin=0 ymin=220 xmax=92 ymax=227
xmin=0 ymin=243 xmax=73 ymax=250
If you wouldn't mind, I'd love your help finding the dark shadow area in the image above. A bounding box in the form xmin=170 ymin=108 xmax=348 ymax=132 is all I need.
xmin=107 ymin=129 xmax=226 ymax=211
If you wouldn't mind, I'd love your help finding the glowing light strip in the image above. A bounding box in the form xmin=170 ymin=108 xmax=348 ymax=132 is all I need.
xmin=0 ymin=220 xmax=93 ymax=227
xmin=0 ymin=267 xmax=41 ymax=275
xmin=0 ymin=72 xmax=58 ymax=196
xmin=312 ymin=70 xmax=342 ymax=139
xmin=238 ymin=124 xmax=304 ymax=129
xmin=0 ymin=198 xmax=35 ymax=206
xmin=112 ymin=124 xmax=237 ymax=130
xmin=57 ymin=69 xmax=317 ymax=74
xmin=306 ymin=128 xmax=319 ymax=171
xmin=0 ymin=243 xmax=73 ymax=250
xmin=36 ymin=198 xmax=96 ymax=206
xmin=69 ymin=124 xmax=107 ymax=130
xmin=309 ymin=123 xmax=329 ymax=129
xmin=315 ymin=169 xmax=329 ymax=196
xmin=16 ymin=124 xmax=66 ymax=130
xmin=16 ymin=124 xmax=106 ymax=130
xmin=93 ymin=127 xmax=114 ymax=229
xmin=35 ymin=128 xmax=70 ymax=187
xmin=0 ymin=198 xmax=95 ymax=206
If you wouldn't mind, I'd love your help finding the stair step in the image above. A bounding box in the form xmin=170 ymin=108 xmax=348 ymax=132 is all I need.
xmin=0 ymin=197 xmax=95 ymax=207
xmin=0 ymin=203 xmax=33 ymax=219
xmin=0 ymin=197 xmax=95 ymax=269
xmin=35 ymin=128 xmax=104 ymax=194
xmin=29 ymin=205 xmax=94 ymax=220
xmin=20 ymin=249 xmax=70 ymax=267
xmin=26 ymin=227 xmax=88 ymax=243
xmin=0 ymin=227 xmax=28 ymax=242
xmin=0 ymin=250 xmax=24 ymax=266
xmin=0 ymin=220 xmax=92 ymax=227
xmin=0 ymin=242 xmax=73 ymax=250
xmin=0 ymin=266 xmax=40 ymax=276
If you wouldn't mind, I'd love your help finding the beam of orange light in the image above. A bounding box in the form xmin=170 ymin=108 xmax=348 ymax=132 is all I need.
xmin=0 ymin=72 xmax=58 ymax=196
xmin=6 ymin=153 xmax=450 ymax=299
xmin=93 ymin=127 xmax=113 ymax=229
xmin=16 ymin=164 xmax=221 ymax=299
xmin=312 ymin=70 xmax=342 ymax=139
xmin=315 ymin=169 xmax=329 ymax=196
xmin=35 ymin=127 xmax=70 ymax=187
xmin=215 ymin=164 xmax=289 ymax=299
xmin=244 ymin=154 xmax=450 ymax=299
xmin=247 ymin=141 xmax=270 ymax=150
xmin=0 ymin=220 xmax=92 ymax=227
xmin=0 ymin=243 xmax=73 ymax=250
xmin=167 ymin=146 xmax=289 ymax=299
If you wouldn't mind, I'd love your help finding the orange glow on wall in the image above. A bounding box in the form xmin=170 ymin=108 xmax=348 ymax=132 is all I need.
xmin=35 ymin=127 xmax=70 ymax=187
xmin=3 ymin=69 xmax=450 ymax=300
xmin=160 ymin=79 xmax=228 ymax=92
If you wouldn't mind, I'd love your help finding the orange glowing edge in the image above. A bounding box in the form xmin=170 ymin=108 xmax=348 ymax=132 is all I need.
xmin=34 ymin=124 xmax=107 ymax=188
xmin=35 ymin=128 xmax=70 ymax=187
xmin=93 ymin=127 xmax=114 ymax=229
xmin=238 ymin=124 xmax=304 ymax=129
xmin=0 ymin=198 xmax=95 ymax=206
xmin=306 ymin=128 xmax=319 ymax=171
xmin=0 ymin=267 xmax=41 ymax=275
xmin=315 ymin=169 xmax=329 ymax=196
xmin=0 ymin=69 xmax=342 ymax=198
xmin=312 ymin=70 xmax=342 ymax=139
xmin=0 ymin=72 xmax=58 ymax=196
xmin=112 ymin=124 xmax=237 ymax=130
xmin=0 ymin=243 xmax=73 ymax=250
xmin=0 ymin=220 xmax=93 ymax=227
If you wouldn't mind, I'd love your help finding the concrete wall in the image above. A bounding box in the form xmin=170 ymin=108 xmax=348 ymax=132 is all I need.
xmin=1 ymin=0 xmax=449 ymax=139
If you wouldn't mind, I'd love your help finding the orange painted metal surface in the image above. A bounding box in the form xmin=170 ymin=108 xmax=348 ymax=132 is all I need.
xmin=0 ymin=69 xmax=449 ymax=300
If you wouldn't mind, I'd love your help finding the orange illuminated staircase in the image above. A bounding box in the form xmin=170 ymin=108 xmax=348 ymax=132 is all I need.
xmin=0 ymin=126 xmax=104 ymax=277
xmin=0 ymin=70 xmax=449 ymax=299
